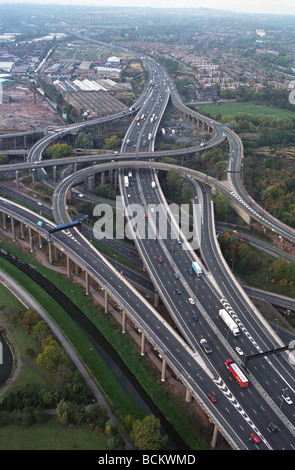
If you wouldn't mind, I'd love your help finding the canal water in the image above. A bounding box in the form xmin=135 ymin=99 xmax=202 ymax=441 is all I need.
xmin=0 ymin=331 xmax=13 ymax=388
xmin=0 ymin=248 xmax=188 ymax=450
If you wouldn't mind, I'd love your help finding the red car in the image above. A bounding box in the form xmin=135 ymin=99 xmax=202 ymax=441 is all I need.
xmin=158 ymin=257 xmax=163 ymax=263
xmin=208 ymin=393 xmax=217 ymax=403
xmin=144 ymin=213 xmax=148 ymax=218
xmin=250 ymin=433 xmax=260 ymax=444
xmin=259 ymin=211 xmax=263 ymax=216
xmin=242 ymin=237 xmax=248 ymax=241
xmin=249 ymin=202 xmax=253 ymax=206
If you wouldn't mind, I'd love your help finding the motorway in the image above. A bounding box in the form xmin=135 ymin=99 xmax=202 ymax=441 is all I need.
xmin=1 ymin=49 xmax=295 ymax=450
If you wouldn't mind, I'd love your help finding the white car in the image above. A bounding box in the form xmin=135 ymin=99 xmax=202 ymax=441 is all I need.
xmin=282 ymin=394 xmax=293 ymax=405
xmin=188 ymin=297 xmax=195 ymax=304
xmin=235 ymin=347 xmax=243 ymax=356
xmin=78 ymin=193 xmax=84 ymax=198
xmin=37 ymin=202 xmax=43 ymax=206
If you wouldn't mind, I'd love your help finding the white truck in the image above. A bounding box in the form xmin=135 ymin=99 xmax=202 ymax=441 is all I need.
xmin=219 ymin=309 xmax=240 ymax=336
xmin=192 ymin=261 xmax=202 ymax=276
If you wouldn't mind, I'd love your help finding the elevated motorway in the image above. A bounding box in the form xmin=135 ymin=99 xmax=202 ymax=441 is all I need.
xmin=51 ymin=160 xmax=295 ymax=449
xmin=2 ymin=48 xmax=295 ymax=450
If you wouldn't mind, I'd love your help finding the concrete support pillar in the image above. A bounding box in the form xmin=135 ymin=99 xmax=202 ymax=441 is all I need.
xmin=38 ymin=233 xmax=43 ymax=249
xmin=211 ymin=424 xmax=218 ymax=449
xmin=66 ymin=255 xmax=71 ymax=278
xmin=140 ymin=332 xmax=145 ymax=356
xmin=20 ymin=222 xmax=25 ymax=239
xmin=104 ymin=291 xmax=109 ymax=313
xmin=73 ymin=163 xmax=77 ymax=173
xmin=185 ymin=388 xmax=192 ymax=403
xmin=154 ymin=291 xmax=159 ymax=307
xmin=31 ymin=169 xmax=36 ymax=184
xmin=15 ymin=170 xmax=19 ymax=189
xmin=29 ymin=227 xmax=34 ymax=252
xmin=52 ymin=165 xmax=57 ymax=182
xmin=75 ymin=263 xmax=79 ymax=275
xmin=85 ymin=271 xmax=89 ymax=295
xmin=48 ymin=242 xmax=53 ymax=265
xmin=24 ymin=136 xmax=27 ymax=148
xmin=161 ymin=357 xmax=167 ymax=382
xmin=2 ymin=213 xmax=6 ymax=229
xmin=101 ymin=171 xmax=105 ymax=185
xmin=54 ymin=247 xmax=59 ymax=262
xmin=122 ymin=309 xmax=126 ymax=333
xmin=114 ymin=170 xmax=118 ymax=189
xmin=11 ymin=217 xmax=16 ymax=241
xmin=88 ymin=175 xmax=94 ymax=192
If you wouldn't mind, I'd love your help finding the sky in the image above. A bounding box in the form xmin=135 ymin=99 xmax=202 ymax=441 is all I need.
xmin=0 ymin=0 xmax=295 ymax=15
xmin=2 ymin=0 xmax=295 ymax=16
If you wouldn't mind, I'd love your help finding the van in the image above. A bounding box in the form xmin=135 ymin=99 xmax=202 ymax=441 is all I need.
xmin=268 ymin=422 xmax=279 ymax=433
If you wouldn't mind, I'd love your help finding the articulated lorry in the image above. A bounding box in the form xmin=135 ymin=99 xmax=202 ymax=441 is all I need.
xmin=219 ymin=308 xmax=240 ymax=336
xmin=224 ymin=359 xmax=248 ymax=388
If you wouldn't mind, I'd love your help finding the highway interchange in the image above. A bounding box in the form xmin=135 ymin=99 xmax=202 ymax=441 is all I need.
xmin=1 ymin=47 xmax=295 ymax=450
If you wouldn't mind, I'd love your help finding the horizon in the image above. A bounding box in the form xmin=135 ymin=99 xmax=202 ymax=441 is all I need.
xmin=0 ymin=0 xmax=295 ymax=17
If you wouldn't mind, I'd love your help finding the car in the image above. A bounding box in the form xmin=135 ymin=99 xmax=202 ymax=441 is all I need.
xmin=267 ymin=422 xmax=279 ymax=433
xmin=235 ymin=347 xmax=243 ymax=356
xmin=242 ymin=237 xmax=248 ymax=241
xmin=174 ymin=273 xmax=180 ymax=279
xmin=129 ymin=251 xmax=136 ymax=257
xmin=193 ymin=315 xmax=199 ymax=322
xmin=151 ymin=208 xmax=155 ymax=213
xmin=127 ymin=194 xmax=131 ymax=198
xmin=36 ymin=221 xmax=44 ymax=227
xmin=78 ymin=193 xmax=84 ymax=198
xmin=188 ymin=268 xmax=194 ymax=275
xmin=158 ymin=257 xmax=163 ymax=263
xmin=188 ymin=297 xmax=195 ymax=304
xmin=208 ymin=393 xmax=217 ymax=403
xmin=282 ymin=394 xmax=293 ymax=405
xmin=144 ymin=213 xmax=148 ymax=218
xmin=37 ymin=202 xmax=43 ymax=206
xmin=200 ymin=338 xmax=212 ymax=353
xmin=250 ymin=433 xmax=260 ymax=444
xmin=249 ymin=202 xmax=254 ymax=206
xmin=177 ymin=238 xmax=182 ymax=244
xmin=174 ymin=289 xmax=181 ymax=295
xmin=259 ymin=211 xmax=264 ymax=216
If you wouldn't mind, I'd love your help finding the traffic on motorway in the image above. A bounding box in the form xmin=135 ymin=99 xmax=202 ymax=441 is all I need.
xmin=0 ymin=46 xmax=295 ymax=451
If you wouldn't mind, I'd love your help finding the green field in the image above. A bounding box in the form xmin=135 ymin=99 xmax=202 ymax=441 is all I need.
xmin=198 ymin=101 xmax=295 ymax=118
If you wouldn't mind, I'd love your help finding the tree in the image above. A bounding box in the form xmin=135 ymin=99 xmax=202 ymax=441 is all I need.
xmin=272 ymin=256 xmax=286 ymax=281
xmin=22 ymin=309 xmax=39 ymax=333
xmin=46 ymin=143 xmax=73 ymax=159
xmin=32 ymin=320 xmax=51 ymax=341
xmin=130 ymin=415 xmax=168 ymax=450
xmin=56 ymin=399 xmax=72 ymax=426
